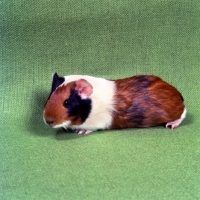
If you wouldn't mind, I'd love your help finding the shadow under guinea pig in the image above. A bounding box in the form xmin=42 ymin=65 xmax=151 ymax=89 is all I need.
xmin=27 ymin=88 xmax=81 ymax=139
xmin=55 ymin=128 xmax=84 ymax=140
xmin=181 ymin=112 xmax=194 ymax=127
xmin=27 ymin=89 xmax=53 ymax=137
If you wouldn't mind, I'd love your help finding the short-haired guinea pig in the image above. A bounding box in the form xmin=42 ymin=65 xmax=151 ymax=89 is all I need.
xmin=43 ymin=73 xmax=186 ymax=134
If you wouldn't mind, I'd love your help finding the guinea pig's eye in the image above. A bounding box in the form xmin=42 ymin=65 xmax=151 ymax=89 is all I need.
xmin=63 ymin=99 xmax=69 ymax=108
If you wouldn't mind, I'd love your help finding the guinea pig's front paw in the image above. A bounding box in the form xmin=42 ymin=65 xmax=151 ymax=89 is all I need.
xmin=75 ymin=129 xmax=92 ymax=135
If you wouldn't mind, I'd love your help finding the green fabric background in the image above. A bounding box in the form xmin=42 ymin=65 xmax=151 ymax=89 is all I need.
xmin=1 ymin=0 xmax=200 ymax=199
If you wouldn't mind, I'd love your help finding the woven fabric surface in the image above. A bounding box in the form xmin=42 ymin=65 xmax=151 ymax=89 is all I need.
xmin=1 ymin=1 xmax=200 ymax=199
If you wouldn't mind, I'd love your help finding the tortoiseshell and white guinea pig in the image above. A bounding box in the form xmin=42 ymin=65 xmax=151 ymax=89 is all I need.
xmin=43 ymin=73 xmax=186 ymax=134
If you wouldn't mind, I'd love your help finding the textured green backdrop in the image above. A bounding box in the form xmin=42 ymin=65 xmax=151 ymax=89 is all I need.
xmin=1 ymin=0 xmax=200 ymax=199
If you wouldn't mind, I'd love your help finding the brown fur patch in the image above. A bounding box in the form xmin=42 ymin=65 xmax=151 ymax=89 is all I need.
xmin=110 ymin=75 xmax=185 ymax=129
xmin=44 ymin=82 xmax=83 ymax=127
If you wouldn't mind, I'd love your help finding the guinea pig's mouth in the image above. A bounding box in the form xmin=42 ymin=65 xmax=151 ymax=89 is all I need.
xmin=43 ymin=112 xmax=71 ymax=128
xmin=52 ymin=121 xmax=71 ymax=129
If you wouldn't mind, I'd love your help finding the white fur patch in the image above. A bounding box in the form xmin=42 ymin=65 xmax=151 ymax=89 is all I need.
xmin=165 ymin=107 xmax=187 ymax=129
xmin=62 ymin=75 xmax=115 ymax=131
xmin=181 ymin=108 xmax=187 ymax=119
xmin=53 ymin=121 xmax=71 ymax=129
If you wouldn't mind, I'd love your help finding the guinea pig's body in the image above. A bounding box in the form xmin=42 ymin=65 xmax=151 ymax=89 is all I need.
xmin=43 ymin=73 xmax=186 ymax=134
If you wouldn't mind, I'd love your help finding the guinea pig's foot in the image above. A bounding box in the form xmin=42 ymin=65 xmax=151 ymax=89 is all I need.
xmin=165 ymin=118 xmax=182 ymax=129
xmin=84 ymin=130 xmax=92 ymax=134
xmin=76 ymin=129 xmax=92 ymax=135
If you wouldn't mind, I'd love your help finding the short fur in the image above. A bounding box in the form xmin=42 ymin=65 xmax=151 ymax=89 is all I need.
xmin=110 ymin=75 xmax=185 ymax=129
xmin=43 ymin=74 xmax=186 ymax=134
xmin=44 ymin=74 xmax=115 ymax=132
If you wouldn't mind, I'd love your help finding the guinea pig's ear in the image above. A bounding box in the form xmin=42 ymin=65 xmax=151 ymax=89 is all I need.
xmin=75 ymin=79 xmax=93 ymax=99
xmin=49 ymin=73 xmax=65 ymax=96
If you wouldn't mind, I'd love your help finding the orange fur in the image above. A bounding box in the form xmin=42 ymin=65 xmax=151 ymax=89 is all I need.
xmin=110 ymin=75 xmax=185 ymax=129
xmin=44 ymin=82 xmax=83 ymax=126
xmin=44 ymin=74 xmax=186 ymax=133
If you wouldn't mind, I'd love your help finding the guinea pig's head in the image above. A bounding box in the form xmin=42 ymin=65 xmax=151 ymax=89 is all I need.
xmin=43 ymin=73 xmax=93 ymax=128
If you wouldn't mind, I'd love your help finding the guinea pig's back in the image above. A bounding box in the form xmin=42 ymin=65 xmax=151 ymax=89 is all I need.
xmin=147 ymin=76 xmax=185 ymax=123
xmin=111 ymin=75 xmax=185 ymax=128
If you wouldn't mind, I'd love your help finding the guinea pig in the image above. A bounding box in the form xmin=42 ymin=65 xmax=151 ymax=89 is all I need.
xmin=43 ymin=73 xmax=186 ymax=134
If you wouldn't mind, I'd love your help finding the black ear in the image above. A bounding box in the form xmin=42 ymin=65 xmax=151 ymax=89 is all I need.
xmin=49 ymin=73 xmax=65 ymax=97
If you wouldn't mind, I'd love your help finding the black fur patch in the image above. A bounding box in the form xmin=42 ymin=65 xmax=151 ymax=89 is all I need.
xmin=131 ymin=76 xmax=153 ymax=94
xmin=64 ymin=89 xmax=92 ymax=123
xmin=134 ymin=76 xmax=152 ymax=88
xmin=127 ymin=102 xmax=146 ymax=126
xmin=48 ymin=73 xmax=65 ymax=99
xmin=180 ymin=94 xmax=184 ymax=101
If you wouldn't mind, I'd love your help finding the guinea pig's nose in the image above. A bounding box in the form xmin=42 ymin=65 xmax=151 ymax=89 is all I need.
xmin=46 ymin=120 xmax=54 ymax=127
